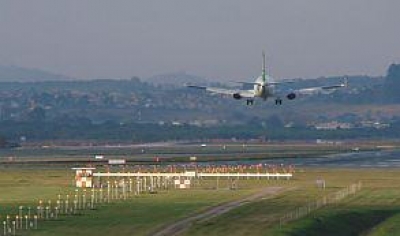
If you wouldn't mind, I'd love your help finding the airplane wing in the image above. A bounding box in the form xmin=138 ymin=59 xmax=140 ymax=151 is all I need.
xmin=186 ymin=85 xmax=255 ymax=98
xmin=186 ymin=85 xmax=236 ymax=95
xmin=295 ymin=78 xmax=347 ymax=95
xmin=278 ymin=77 xmax=347 ymax=100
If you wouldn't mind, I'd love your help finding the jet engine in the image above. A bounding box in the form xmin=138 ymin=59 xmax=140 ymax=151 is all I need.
xmin=286 ymin=93 xmax=296 ymax=100
xmin=233 ymin=93 xmax=242 ymax=100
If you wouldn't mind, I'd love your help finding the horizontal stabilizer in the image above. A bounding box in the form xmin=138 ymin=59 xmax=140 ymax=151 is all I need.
xmin=186 ymin=84 xmax=207 ymax=90
xmin=233 ymin=81 xmax=262 ymax=86
xmin=233 ymin=81 xmax=294 ymax=86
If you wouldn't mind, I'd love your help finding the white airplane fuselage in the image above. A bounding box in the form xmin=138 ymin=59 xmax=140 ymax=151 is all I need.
xmin=253 ymin=76 xmax=275 ymax=100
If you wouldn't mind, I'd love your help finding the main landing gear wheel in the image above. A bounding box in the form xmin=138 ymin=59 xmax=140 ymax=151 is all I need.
xmin=246 ymin=100 xmax=254 ymax=105
xmin=275 ymin=99 xmax=282 ymax=105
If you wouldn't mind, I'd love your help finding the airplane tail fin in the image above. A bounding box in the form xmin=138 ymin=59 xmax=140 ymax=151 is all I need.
xmin=343 ymin=77 xmax=348 ymax=87
xmin=262 ymin=51 xmax=266 ymax=83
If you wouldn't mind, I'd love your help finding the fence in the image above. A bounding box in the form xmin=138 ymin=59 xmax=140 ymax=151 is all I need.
xmin=279 ymin=181 xmax=362 ymax=227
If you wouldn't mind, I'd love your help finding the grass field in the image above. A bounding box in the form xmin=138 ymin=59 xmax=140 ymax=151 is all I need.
xmin=1 ymin=166 xmax=400 ymax=235
xmin=0 ymin=167 xmax=268 ymax=236
xmin=184 ymin=169 xmax=400 ymax=236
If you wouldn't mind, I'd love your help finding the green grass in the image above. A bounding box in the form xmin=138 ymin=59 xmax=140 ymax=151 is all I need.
xmin=29 ymin=190 xmax=255 ymax=236
xmin=183 ymin=169 xmax=400 ymax=236
xmin=0 ymin=168 xmax=73 ymax=216
xmin=0 ymin=167 xmax=267 ymax=236
xmin=278 ymin=171 xmax=400 ymax=236
xmin=276 ymin=208 xmax=397 ymax=236
xmin=0 ymin=168 xmax=74 ymax=236
xmin=3 ymin=167 xmax=400 ymax=235
xmin=368 ymin=213 xmax=400 ymax=236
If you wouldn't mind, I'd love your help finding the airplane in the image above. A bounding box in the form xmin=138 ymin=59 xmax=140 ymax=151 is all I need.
xmin=186 ymin=52 xmax=347 ymax=105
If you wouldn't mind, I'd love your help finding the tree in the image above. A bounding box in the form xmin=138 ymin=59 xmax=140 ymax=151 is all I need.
xmin=27 ymin=107 xmax=46 ymax=122
xmin=266 ymin=115 xmax=284 ymax=128
xmin=384 ymin=64 xmax=400 ymax=102
xmin=0 ymin=136 xmax=6 ymax=147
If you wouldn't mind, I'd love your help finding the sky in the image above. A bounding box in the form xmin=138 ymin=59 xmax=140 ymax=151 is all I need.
xmin=1 ymin=0 xmax=400 ymax=81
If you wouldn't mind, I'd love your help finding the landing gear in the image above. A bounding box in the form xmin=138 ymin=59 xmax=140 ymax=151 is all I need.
xmin=275 ymin=99 xmax=282 ymax=105
xmin=246 ymin=99 xmax=254 ymax=105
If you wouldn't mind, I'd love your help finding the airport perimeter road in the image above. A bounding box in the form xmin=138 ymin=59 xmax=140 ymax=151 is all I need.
xmin=151 ymin=186 xmax=285 ymax=236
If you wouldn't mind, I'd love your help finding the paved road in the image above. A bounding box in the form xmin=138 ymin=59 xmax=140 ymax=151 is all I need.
xmin=151 ymin=186 xmax=285 ymax=236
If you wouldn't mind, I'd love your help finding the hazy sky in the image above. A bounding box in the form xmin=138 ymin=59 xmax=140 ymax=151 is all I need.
xmin=1 ymin=1 xmax=400 ymax=81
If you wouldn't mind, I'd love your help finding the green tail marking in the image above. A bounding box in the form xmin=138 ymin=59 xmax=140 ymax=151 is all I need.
xmin=262 ymin=51 xmax=266 ymax=83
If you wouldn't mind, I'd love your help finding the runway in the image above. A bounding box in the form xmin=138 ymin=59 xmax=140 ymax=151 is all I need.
xmin=1 ymin=143 xmax=400 ymax=168
xmin=223 ymin=149 xmax=400 ymax=168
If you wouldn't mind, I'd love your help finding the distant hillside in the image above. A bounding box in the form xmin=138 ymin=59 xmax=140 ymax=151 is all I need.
xmin=0 ymin=65 xmax=75 ymax=82
xmin=145 ymin=72 xmax=209 ymax=86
